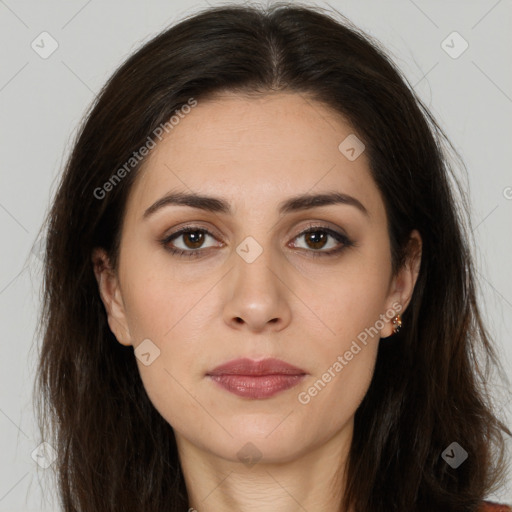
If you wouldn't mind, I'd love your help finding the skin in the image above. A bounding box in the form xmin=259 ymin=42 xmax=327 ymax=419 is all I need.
xmin=92 ymin=92 xmax=422 ymax=512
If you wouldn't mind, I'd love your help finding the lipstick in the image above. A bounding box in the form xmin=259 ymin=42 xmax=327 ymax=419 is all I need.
xmin=206 ymin=357 xmax=307 ymax=399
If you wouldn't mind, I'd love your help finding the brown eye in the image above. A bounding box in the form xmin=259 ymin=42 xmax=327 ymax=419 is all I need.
xmin=303 ymin=230 xmax=329 ymax=250
xmin=180 ymin=230 xmax=206 ymax=249
xmin=291 ymin=227 xmax=353 ymax=256
xmin=161 ymin=227 xmax=219 ymax=257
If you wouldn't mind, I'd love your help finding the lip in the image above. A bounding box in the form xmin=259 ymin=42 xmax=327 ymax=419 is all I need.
xmin=206 ymin=358 xmax=307 ymax=399
xmin=206 ymin=357 xmax=306 ymax=376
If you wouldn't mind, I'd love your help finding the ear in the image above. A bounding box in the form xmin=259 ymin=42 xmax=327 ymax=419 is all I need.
xmin=91 ymin=247 xmax=133 ymax=347
xmin=380 ymin=229 xmax=422 ymax=338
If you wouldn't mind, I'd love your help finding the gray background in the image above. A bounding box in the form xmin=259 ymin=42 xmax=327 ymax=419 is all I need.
xmin=0 ymin=0 xmax=511 ymax=510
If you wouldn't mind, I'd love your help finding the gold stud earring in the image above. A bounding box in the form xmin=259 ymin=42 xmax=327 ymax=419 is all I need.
xmin=392 ymin=313 xmax=402 ymax=334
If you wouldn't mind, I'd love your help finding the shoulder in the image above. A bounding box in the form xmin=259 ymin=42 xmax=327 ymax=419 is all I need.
xmin=480 ymin=501 xmax=512 ymax=512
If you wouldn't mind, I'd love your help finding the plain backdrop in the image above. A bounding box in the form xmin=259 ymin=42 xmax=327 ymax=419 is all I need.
xmin=0 ymin=0 xmax=511 ymax=510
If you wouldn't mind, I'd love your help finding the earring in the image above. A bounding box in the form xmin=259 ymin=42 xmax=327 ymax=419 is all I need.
xmin=392 ymin=313 xmax=402 ymax=334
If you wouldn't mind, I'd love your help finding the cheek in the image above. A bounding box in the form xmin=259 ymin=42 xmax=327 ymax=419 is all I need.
xmin=292 ymin=260 xmax=389 ymax=423
xmin=329 ymin=280 xmax=389 ymax=343
xmin=297 ymin=342 xmax=379 ymax=437
xmin=294 ymin=275 xmax=386 ymax=423
xmin=299 ymin=255 xmax=392 ymax=346
xmin=119 ymin=256 xmax=209 ymax=343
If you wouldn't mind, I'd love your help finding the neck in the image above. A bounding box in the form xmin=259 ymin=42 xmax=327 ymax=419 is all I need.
xmin=176 ymin=420 xmax=353 ymax=512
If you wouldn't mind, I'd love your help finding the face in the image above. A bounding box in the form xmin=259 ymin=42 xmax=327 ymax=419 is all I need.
xmin=93 ymin=92 xmax=421 ymax=466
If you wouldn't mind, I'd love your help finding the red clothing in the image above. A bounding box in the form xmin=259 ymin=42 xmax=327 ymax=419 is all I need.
xmin=480 ymin=502 xmax=512 ymax=511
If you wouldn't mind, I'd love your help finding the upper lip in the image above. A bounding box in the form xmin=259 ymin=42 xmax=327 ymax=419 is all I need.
xmin=206 ymin=357 xmax=307 ymax=376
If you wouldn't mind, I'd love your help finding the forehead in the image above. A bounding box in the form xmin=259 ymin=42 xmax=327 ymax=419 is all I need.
xmin=124 ymin=92 xmax=383 ymax=220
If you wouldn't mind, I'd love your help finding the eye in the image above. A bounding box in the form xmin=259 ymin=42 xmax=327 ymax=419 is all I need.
xmin=160 ymin=226 xmax=221 ymax=258
xmin=290 ymin=225 xmax=354 ymax=257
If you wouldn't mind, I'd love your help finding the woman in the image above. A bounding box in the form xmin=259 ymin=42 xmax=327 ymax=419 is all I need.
xmin=33 ymin=2 xmax=511 ymax=511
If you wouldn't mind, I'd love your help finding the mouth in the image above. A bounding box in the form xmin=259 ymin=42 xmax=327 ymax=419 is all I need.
xmin=206 ymin=357 xmax=307 ymax=399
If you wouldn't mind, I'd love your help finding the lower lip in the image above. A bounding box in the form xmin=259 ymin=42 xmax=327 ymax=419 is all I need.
xmin=207 ymin=374 xmax=306 ymax=399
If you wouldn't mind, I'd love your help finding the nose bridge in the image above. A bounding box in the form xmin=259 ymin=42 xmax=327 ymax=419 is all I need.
xmin=232 ymin=232 xmax=280 ymax=296
xmin=222 ymin=231 xmax=291 ymax=331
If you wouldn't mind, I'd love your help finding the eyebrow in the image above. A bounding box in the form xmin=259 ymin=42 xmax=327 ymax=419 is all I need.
xmin=142 ymin=190 xmax=369 ymax=219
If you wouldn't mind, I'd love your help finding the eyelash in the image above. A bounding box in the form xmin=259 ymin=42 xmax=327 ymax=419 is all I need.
xmin=159 ymin=223 xmax=355 ymax=259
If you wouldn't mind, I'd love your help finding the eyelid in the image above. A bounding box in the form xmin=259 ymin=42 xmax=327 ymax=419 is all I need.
xmin=162 ymin=223 xmax=222 ymax=243
xmin=162 ymin=224 xmax=223 ymax=251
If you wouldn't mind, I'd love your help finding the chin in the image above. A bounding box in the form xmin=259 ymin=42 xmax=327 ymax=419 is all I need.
xmin=220 ymin=424 xmax=310 ymax=462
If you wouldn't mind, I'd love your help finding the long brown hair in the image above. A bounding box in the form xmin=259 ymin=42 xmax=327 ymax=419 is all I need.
xmin=33 ymin=2 xmax=511 ymax=511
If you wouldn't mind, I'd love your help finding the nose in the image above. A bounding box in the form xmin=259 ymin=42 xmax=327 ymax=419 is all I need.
xmin=221 ymin=244 xmax=292 ymax=334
